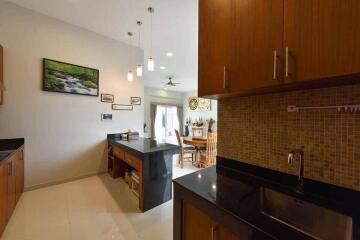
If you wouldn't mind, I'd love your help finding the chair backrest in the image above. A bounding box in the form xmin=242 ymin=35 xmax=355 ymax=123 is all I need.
xmin=206 ymin=133 xmax=217 ymax=166
xmin=175 ymin=129 xmax=183 ymax=149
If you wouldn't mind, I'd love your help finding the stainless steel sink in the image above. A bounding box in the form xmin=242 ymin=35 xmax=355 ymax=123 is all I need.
xmin=260 ymin=187 xmax=353 ymax=240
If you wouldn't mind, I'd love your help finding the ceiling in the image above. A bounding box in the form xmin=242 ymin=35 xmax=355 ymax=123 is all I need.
xmin=6 ymin=0 xmax=198 ymax=92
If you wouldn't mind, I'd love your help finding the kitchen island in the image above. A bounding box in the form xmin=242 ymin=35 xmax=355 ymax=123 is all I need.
xmin=107 ymin=134 xmax=179 ymax=212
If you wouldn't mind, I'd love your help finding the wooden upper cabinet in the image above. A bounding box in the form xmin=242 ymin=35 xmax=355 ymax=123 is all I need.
xmin=230 ymin=0 xmax=284 ymax=92
xmin=198 ymin=0 xmax=360 ymax=98
xmin=284 ymin=0 xmax=360 ymax=83
xmin=198 ymin=0 xmax=232 ymax=97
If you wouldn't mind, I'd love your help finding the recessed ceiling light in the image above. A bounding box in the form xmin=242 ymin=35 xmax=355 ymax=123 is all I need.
xmin=164 ymin=87 xmax=168 ymax=90
xmin=166 ymin=52 xmax=173 ymax=57
xmin=160 ymin=66 xmax=166 ymax=70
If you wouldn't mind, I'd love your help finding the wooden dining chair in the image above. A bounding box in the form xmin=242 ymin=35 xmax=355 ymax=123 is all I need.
xmin=175 ymin=129 xmax=196 ymax=168
xmin=199 ymin=133 xmax=217 ymax=168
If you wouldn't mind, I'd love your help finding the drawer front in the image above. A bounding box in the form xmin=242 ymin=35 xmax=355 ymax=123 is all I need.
xmin=124 ymin=153 xmax=141 ymax=170
xmin=113 ymin=147 xmax=125 ymax=160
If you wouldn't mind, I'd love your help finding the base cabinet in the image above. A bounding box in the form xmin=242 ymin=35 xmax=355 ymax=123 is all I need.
xmin=6 ymin=160 xmax=16 ymax=221
xmin=15 ymin=149 xmax=24 ymax=203
xmin=183 ymin=203 xmax=240 ymax=240
xmin=0 ymin=146 xmax=24 ymax=237
xmin=0 ymin=164 xmax=7 ymax=235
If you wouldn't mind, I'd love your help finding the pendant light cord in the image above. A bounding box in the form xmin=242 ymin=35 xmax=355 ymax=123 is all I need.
xmin=128 ymin=32 xmax=133 ymax=70
xmin=150 ymin=11 xmax=153 ymax=56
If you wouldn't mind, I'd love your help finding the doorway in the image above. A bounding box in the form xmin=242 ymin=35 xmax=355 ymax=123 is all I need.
xmin=154 ymin=105 xmax=180 ymax=144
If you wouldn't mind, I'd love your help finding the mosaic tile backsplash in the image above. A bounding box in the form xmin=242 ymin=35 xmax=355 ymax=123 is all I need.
xmin=218 ymin=85 xmax=360 ymax=191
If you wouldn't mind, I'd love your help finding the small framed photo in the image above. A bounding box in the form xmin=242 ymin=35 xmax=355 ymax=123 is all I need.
xmin=112 ymin=104 xmax=133 ymax=111
xmin=101 ymin=113 xmax=112 ymax=121
xmin=101 ymin=94 xmax=114 ymax=103
xmin=131 ymin=97 xmax=141 ymax=105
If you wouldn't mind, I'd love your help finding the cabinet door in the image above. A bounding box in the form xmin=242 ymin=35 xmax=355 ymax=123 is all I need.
xmin=183 ymin=203 xmax=240 ymax=240
xmin=184 ymin=203 xmax=215 ymax=240
xmin=7 ymin=160 xmax=16 ymax=221
xmin=0 ymin=164 xmax=7 ymax=236
xmin=284 ymin=0 xmax=360 ymax=83
xmin=218 ymin=225 xmax=241 ymax=240
xmin=15 ymin=150 xmax=24 ymax=203
xmin=198 ymin=0 xmax=232 ymax=97
xmin=230 ymin=0 xmax=284 ymax=92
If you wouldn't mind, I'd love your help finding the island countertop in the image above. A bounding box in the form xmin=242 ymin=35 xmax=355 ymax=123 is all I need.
xmin=107 ymin=134 xmax=179 ymax=156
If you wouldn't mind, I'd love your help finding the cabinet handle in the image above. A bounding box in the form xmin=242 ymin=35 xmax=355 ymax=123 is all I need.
xmin=8 ymin=161 xmax=13 ymax=176
xmin=285 ymin=46 xmax=289 ymax=78
xmin=210 ymin=226 xmax=217 ymax=240
xmin=223 ymin=67 xmax=229 ymax=90
xmin=8 ymin=162 xmax=11 ymax=176
xmin=273 ymin=50 xmax=278 ymax=80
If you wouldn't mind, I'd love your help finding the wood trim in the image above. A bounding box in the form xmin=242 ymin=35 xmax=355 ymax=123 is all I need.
xmin=202 ymin=73 xmax=360 ymax=99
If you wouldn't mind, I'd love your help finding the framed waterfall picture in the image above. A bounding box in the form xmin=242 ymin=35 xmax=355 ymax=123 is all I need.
xmin=43 ymin=59 xmax=99 ymax=96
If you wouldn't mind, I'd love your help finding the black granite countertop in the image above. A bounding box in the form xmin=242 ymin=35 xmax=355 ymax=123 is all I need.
xmin=107 ymin=134 xmax=179 ymax=155
xmin=0 ymin=138 xmax=24 ymax=164
xmin=173 ymin=157 xmax=360 ymax=240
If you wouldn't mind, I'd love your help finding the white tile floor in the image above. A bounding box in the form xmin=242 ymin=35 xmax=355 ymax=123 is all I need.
xmin=1 ymin=158 xmax=199 ymax=240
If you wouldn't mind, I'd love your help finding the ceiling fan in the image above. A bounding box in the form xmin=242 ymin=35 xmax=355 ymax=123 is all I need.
xmin=163 ymin=76 xmax=180 ymax=87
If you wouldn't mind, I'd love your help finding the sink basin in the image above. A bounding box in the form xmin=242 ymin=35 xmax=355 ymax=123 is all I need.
xmin=260 ymin=187 xmax=353 ymax=240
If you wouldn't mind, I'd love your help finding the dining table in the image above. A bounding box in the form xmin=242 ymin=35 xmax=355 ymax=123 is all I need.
xmin=182 ymin=137 xmax=207 ymax=166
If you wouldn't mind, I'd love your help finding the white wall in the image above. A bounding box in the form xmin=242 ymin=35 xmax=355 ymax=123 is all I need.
xmin=0 ymin=2 xmax=144 ymax=188
xmin=183 ymin=91 xmax=217 ymax=133
xmin=143 ymin=87 xmax=183 ymax=137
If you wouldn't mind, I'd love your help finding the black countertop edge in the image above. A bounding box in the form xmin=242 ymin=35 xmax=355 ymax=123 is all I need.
xmin=0 ymin=138 xmax=25 ymax=164
xmin=217 ymin=157 xmax=360 ymax=219
xmin=107 ymin=134 xmax=179 ymax=156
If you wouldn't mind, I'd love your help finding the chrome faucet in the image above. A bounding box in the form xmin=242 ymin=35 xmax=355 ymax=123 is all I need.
xmin=288 ymin=146 xmax=305 ymax=194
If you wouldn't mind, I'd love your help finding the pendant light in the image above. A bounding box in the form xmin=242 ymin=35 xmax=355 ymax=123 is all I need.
xmin=136 ymin=21 xmax=143 ymax=77
xmin=147 ymin=7 xmax=155 ymax=71
xmin=127 ymin=32 xmax=134 ymax=82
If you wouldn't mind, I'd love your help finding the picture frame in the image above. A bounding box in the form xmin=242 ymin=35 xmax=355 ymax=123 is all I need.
xmin=43 ymin=59 xmax=99 ymax=96
xmin=112 ymin=104 xmax=133 ymax=111
xmin=131 ymin=97 xmax=142 ymax=105
xmin=101 ymin=113 xmax=113 ymax=121
xmin=101 ymin=94 xmax=114 ymax=103
xmin=188 ymin=97 xmax=211 ymax=111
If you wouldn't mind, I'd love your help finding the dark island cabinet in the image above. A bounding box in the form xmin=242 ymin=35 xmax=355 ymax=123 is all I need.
xmin=199 ymin=0 xmax=360 ymax=98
